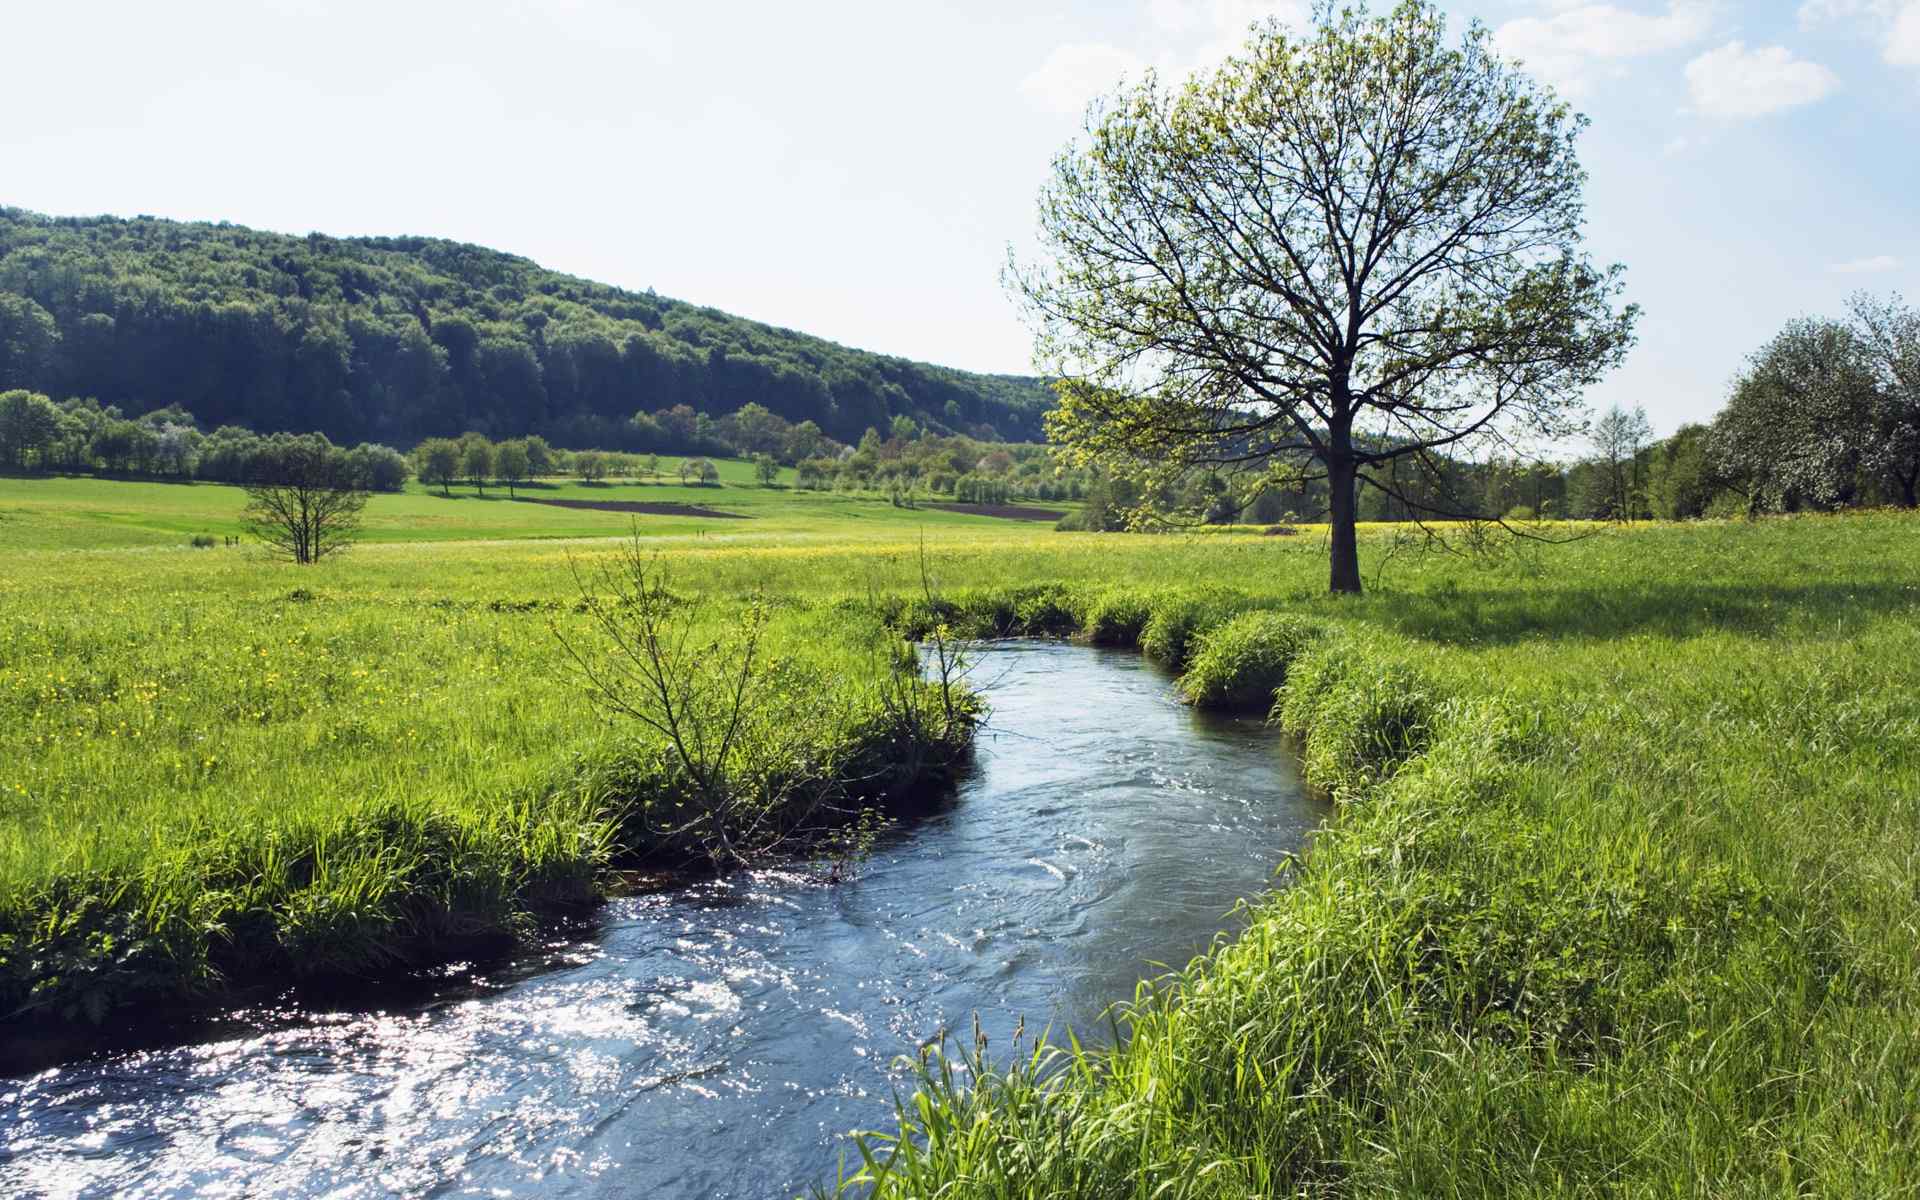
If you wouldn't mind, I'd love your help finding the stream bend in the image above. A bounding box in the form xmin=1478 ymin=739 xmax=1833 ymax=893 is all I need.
xmin=0 ymin=642 xmax=1322 ymax=1200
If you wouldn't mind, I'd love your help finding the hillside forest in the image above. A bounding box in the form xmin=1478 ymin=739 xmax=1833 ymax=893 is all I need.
xmin=0 ymin=208 xmax=1054 ymax=450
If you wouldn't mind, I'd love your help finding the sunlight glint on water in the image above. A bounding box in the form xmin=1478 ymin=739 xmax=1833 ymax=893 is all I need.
xmin=0 ymin=643 xmax=1320 ymax=1199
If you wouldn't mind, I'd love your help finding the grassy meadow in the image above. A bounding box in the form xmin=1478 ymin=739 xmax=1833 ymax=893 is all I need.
xmin=0 ymin=460 xmax=1062 ymax=551
xmin=3 ymin=472 xmax=1918 ymax=1195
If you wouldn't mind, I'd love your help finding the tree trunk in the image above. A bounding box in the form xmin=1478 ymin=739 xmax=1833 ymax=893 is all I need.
xmin=1328 ymin=454 xmax=1362 ymax=594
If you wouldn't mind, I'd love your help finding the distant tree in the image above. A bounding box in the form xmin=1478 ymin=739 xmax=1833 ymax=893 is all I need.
xmin=522 ymin=434 xmax=555 ymax=478
xmin=150 ymin=422 xmax=202 ymax=477
xmin=496 ymin=439 xmax=532 ymax=496
xmin=461 ymin=436 xmax=494 ymax=495
xmin=575 ymin=449 xmax=608 ymax=482
xmin=241 ymin=435 xmax=369 ymax=564
xmin=729 ymin=402 xmax=788 ymax=456
xmin=1644 ymin=423 xmax=1718 ymax=519
xmin=415 ymin=438 xmax=461 ymax=495
xmin=89 ymin=420 xmax=146 ymax=473
xmin=676 ymin=456 xmax=721 ymax=485
xmin=1848 ymin=292 xmax=1920 ymax=507
xmin=1060 ymin=474 xmax=1141 ymax=532
xmin=345 ymin=443 xmax=410 ymax=492
xmin=795 ymin=457 xmax=833 ymax=490
xmin=1018 ymin=2 xmax=1636 ymax=591
xmin=753 ymin=453 xmax=779 ymax=486
xmin=1711 ymin=319 xmax=1881 ymax=512
xmin=1591 ymin=404 xmax=1652 ymax=521
xmin=642 ymin=452 xmax=661 ymax=481
xmin=0 ymin=390 xmax=61 ymax=470
xmin=889 ymin=414 xmax=921 ymax=443
xmin=781 ymin=419 xmax=829 ymax=464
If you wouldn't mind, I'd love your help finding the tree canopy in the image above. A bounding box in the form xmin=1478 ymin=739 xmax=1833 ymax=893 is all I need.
xmin=0 ymin=209 xmax=1054 ymax=449
xmin=1711 ymin=299 xmax=1920 ymax=512
xmin=1019 ymin=0 xmax=1636 ymax=591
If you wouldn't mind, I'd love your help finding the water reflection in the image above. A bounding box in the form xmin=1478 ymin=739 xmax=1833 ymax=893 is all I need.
xmin=1 ymin=643 xmax=1321 ymax=1199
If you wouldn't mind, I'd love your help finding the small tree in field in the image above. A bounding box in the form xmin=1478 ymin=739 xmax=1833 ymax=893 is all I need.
xmin=461 ymin=436 xmax=494 ymax=496
xmin=523 ymin=434 xmax=555 ymax=478
xmin=1017 ymin=0 xmax=1636 ymax=592
xmin=496 ymin=439 xmax=531 ymax=497
xmin=642 ymin=452 xmax=661 ymax=482
xmin=414 ymin=438 xmax=461 ymax=496
xmin=753 ymin=453 xmax=780 ymax=486
xmin=575 ymin=450 xmax=608 ymax=482
xmin=243 ymin=436 xmax=368 ymax=564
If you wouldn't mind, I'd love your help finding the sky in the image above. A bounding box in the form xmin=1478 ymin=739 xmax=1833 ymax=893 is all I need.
xmin=4 ymin=0 xmax=1917 ymax=437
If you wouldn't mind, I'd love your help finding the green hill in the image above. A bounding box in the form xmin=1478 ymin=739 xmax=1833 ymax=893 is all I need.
xmin=0 ymin=207 xmax=1053 ymax=448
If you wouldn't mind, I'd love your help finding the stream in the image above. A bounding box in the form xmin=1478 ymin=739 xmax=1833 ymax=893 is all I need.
xmin=0 ymin=642 xmax=1321 ymax=1199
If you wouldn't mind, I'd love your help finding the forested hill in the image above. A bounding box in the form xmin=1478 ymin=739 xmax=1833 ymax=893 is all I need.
xmin=0 ymin=208 xmax=1053 ymax=448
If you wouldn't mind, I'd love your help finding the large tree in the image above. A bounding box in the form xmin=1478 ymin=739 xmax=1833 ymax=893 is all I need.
xmin=1710 ymin=318 xmax=1883 ymax=512
xmin=1016 ymin=0 xmax=1636 ymax=592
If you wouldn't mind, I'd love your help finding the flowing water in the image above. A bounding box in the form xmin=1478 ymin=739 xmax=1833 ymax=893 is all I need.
xmin=0 ymin=643 xmax=1321 ymax=1199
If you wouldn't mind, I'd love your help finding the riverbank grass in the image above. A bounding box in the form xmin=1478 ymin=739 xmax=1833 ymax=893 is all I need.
xmin=844 ymin=512 xmax=1920 ymax=1198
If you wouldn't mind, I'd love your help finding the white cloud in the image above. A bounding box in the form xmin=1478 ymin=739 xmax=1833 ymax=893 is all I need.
xmin=1890 ymin=2 xmax=1920 ymax=63
xmin=1831 ymin=254 xmax=1902 ymax=273
xmin=1798 ymin=0 xmax=1920 ymax=66
xmin=1492 ymin=2 xmax=1716 ymax=96
xmin=1684 ymin=41 xmax=1839 ymax=117
xmin=1019 ymin=43 xmax=1148 ymax=116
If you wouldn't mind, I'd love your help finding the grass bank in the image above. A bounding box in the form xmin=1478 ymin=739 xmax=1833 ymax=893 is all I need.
xmin=0 ymin=545 xmax=977 ymax=1027
xmin=837 ymin=514 xmax=1920 ymax=1197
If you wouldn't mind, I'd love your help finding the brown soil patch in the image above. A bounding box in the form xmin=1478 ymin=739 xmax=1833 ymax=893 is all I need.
xmin=924 ymin=503 xmax=1067 ymax=522
xmin=517 ymin=497 xmax=747 ymax=519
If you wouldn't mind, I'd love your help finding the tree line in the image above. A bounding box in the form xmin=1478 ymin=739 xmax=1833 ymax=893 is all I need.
xmin=1058 ymin=291 xmax=1918 ymax=533
xmin=0 ymin=383 xmax=1097 ymax=506
xmin=0 ymin=209 xmax=1054 ymax=451
xmin=0 ymin=390 xmax=408 ymax=490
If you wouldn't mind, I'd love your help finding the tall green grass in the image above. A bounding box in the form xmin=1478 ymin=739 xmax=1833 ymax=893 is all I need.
xmin=0 ymin=543 xmax=977 ymax=1022
xmin=4 ymin=497 xmax=1919 ymax=1198
xmin=832 ymin=514 xmax=1920 ymax=1198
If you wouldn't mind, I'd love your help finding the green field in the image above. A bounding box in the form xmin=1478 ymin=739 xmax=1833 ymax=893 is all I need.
xmin=0 ymin=462 xmax=1070 ymax=552
xmin=2 ymin=478 xmax=1917 ymax=1196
